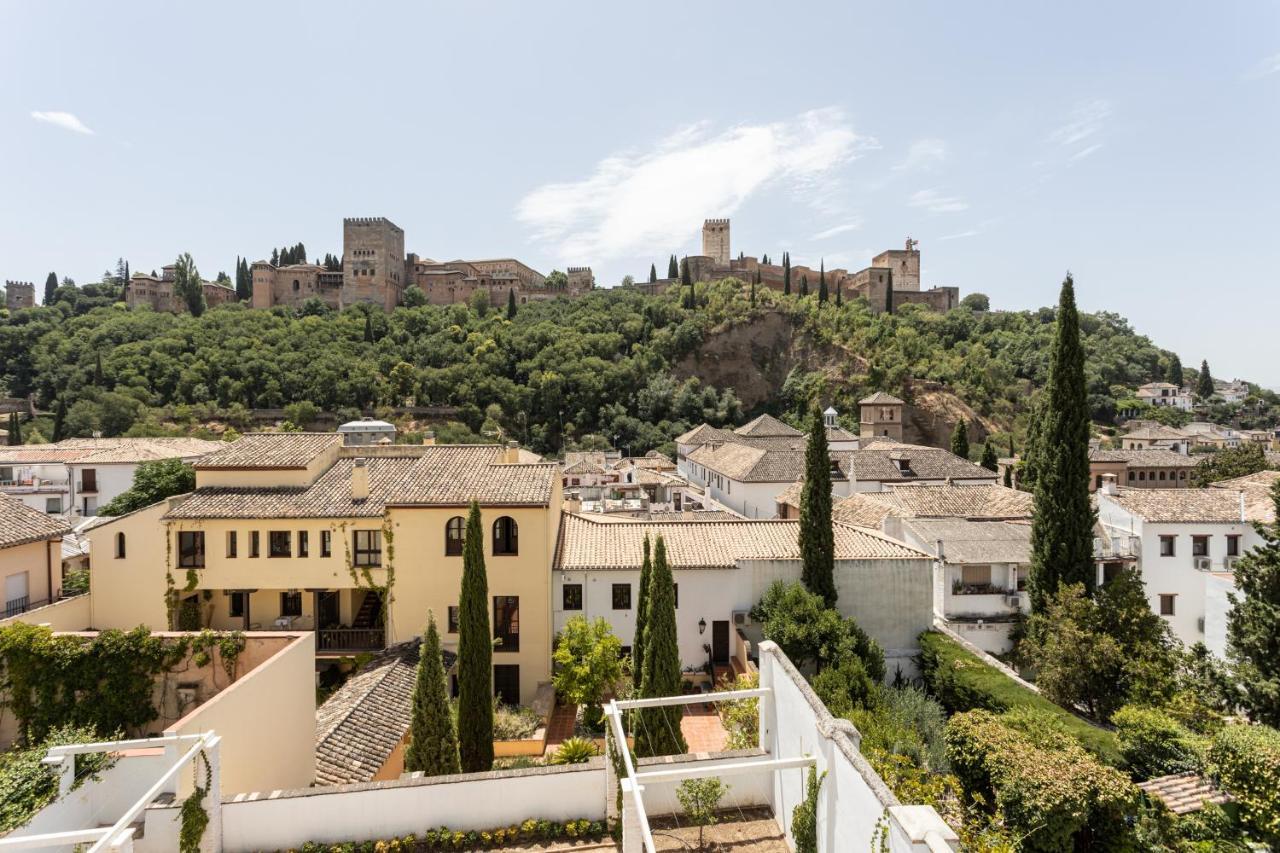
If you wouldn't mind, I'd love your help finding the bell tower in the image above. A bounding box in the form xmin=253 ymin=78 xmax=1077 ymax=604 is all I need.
xmin=701 ymin=219 xmax=730 ymax=267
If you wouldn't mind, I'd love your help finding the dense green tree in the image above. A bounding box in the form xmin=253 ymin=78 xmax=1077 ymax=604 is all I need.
xmin=1227 ymin=479 xmax=1280 ymax=727
xmin=1167 ymin=354 xmax=1184 ymax=387
xmin=632 ymin=534 xmax=652 ymax=688
xmin=1196 ymin=360 xmax=1214 ymax=399
xmin=817 ymin=261 xmax=828 ymax=304
xmin=402 ymin=285 xmax=427 ymax=307
xmin=980 ymin=442 xmax=998 ymax=472
xmin=51 ymin=399 xmax=66 ymax=443
xmin=6 ymin=412 xmax=20 ymax=445
xmin=43 ymin=272 xmax=58 ymax=306
xmin=799 ymin=404 xmax=836 ymax=606
xmin=172 ymin=253 xmax=205 ymax=317
xmin=553 ymin=616 xmax=623 ymax=729
xmin=649 ymin=263 xmax=657 ymax=284
xmin=680 ymin=257 xmax=691 ymax=287
xmin=750 ymin=580 xmax=883 ymax=678
xmin=99 ymin=458 xmax=196 ymax=515
xmin=960 ymin=292 xmax=990 ymax=311
xmin=404 ymin=612 xmax=461 ymax=776
xmin=506 ymin=288 xmax=517 ymax=320
xmin=1028 ymin=275 xmax=1096 ymax=611
xmin=1194 ymin=443 xmax=1269 ymax=487
xmin=950 ymin=419 xmax=970 ymax=460
xmin=783 ymin=252 xmax=791 ymax=296
xmin=668 ymin=255 xmax=678 ymax=279
xmin=637 ymin=535 xmax=687 ymax=756
xmin=799 ymin=274 xmax=809 ymax=298
xmin=457 ymin=501 xmax=494 ymax=771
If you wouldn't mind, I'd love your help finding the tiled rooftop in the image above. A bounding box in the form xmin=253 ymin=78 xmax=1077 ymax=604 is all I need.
xmin=0 ymin=493 xmax=71 ymax=548
xmin=734 ymin=413 xmax=802 ymax=438
xmin=1103 ymin=487 xmax=1259 ymax=523
xmin=194 ymin=433 xmax=342 ymax=469
xmin=901 ymin=518 xmax=1032 ymax=564
xmin=840 ymin=444 xmax=999 ymax=484
xmin=859 ymin=392 xmax=905 ymax=405
xmin=1136 ymin=772 xmax=1230 ymax=815
xmin=1209 ymin=470 xmax=1279 ymax=523
xmin=0 ymin=437 xmax=223 ymax=465
xmin=1089 ymin=448 xmax=1198 ymax=467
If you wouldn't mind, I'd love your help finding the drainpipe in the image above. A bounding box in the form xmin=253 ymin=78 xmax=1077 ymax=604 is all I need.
xmin=46 ymin=536 xmax=55 ymax=601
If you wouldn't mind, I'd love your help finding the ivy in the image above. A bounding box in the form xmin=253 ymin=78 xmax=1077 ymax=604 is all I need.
xmin=178 ymin=749 xmax=212 ymax=853
xmin=336 ymin=515 xmax=398 ymax=636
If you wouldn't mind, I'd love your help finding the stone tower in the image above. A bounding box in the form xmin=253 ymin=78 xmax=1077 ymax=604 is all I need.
xmin=342 ymin=217 xmax=406 ymax=311
xmin=702 ymin=219 xmax=731 ymax=267
xmin=872 ymin=238 xmax=921 ymax=291
xmin=859 ymin=391 xmax=905 ymax=441
xmin=5 ymin=280 xmax=35 ymax=311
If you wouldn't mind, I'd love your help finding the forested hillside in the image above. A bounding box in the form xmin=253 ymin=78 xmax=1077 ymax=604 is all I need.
xmin=1 ymin=278 xmax=1268 ymax=455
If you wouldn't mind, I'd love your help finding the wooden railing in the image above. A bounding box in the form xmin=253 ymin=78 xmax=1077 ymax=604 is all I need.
xmin=317 ymin=627 xmax=386 ymax=653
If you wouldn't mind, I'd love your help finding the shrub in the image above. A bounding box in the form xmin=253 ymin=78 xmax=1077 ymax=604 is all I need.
xmin=1206 ymin=724 xmax=1280 ymax=843
xmin=491 ymin=704 xmax=540 ymax=741
xmin=548 ymin=737 xmax=598 ymax=765
xmin=945 ymin=709 xmax=1138 ymax=852
xmin=918 ymin=630 xmax=1121 ymax=765
xmin=1112 ymin=705 xmax=1204 ymax=781
xmin=718 ymin=672 xmax=759 ymax=750
xmin=811 ymin=656 xmax=872 ymax=718
xmin=790 ymin=767 xmax=823 ymax=853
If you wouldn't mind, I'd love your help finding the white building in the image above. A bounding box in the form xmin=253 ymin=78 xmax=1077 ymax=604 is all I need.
xmin=552 ymin=513 xmax=934 ymax=677
xmin=0 ymin=437 xmax=224 ymax=516
xmin=1096 ymin=475 xmax=1273 ymax=652
xmin=1135 ymin=381 xmax=1193 ymax=411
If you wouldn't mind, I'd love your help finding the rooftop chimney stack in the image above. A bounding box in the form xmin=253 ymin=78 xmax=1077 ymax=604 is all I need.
xmin=351 ymin=458 xmax=369 ymax=501
xmin=421 ymin=430 xmax=436 ymax=447
xmin=505 ymin=440 xmax=520 ymax=464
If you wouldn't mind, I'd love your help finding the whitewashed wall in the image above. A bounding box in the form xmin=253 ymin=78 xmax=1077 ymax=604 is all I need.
xmin=1203 ymin=571 xmax=1236 ymax=659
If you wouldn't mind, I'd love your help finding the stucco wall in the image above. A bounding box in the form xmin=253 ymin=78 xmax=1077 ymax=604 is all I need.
xmin=0 ymin=537 xmax=61 ymax=614
xmin=7 ymin=752 xmax=170 ymax=842
xmin=0 ymin=592 xmax=90 ymax=630
xmin=86 ymin=499 xmax=174 ymax=630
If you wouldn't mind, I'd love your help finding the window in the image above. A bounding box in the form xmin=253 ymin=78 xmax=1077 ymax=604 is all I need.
xmin=1138 ymin=471 xmax=1146 ymax=481
xmin=493 ymin=664 xmax=520 ymax=705
xmin=280 ymin=591 xmax=302 ymax=617
xmin=229 ymin=592 xmax=246 ymax=618
xmin=226 ymin=531 xmax=237 ymax=558
xmin=45 ymin=497 xmax=62 ymax=513
xmin=321 ymin=530 xmax=332 ymax=557
xmin=1179 ymin=470 xmax=1187 ymax=480
xmin=447 ymin=606 xmax=459 ymax=633
xmin=298 ymin=531 xmax=309 ymax=558
xmin=250 ymin=531 xmax=260 ymax=558
xmin=494 ymin=596 xmax=520 ymax=652
xmin=1192 ymin=535 xmax=1209 ymax=557
xmin=1159 ymin=535 xmax=1176 ymax=557
xmin=353 ymin=530 xmax=382 ymax=567
xmin=269 ymin=531 xmax=292 ymax=558
xmin=1159 ymin=594 xmax=1176 ymax=616
xmin=563 ymin=583 xmax=583 ymax=611
xmin=445 ymin=516 xmax=465 ymax=556
xmin=114 ymin=532 xmax=126 ymax=559
xmin=178 ymin=532 xmax=205 ymax=568
xmin=612 ymin=583 xmax=632 ymax=610
xmin=492 ymin=516 xmax=518 ymax=555
xmin=1158 ymin=471 xmax=1166 ymax=481
xmin=1227 ymin=535 xmax=1241 ymax=557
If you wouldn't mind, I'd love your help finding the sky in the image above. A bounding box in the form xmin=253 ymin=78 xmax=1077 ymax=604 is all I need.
xmin=2 ymin=2 xmax=1278 ymax=385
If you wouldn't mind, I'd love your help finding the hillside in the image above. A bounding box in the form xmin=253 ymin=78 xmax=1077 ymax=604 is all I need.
xmin=1 ymin=278 xmax=1273 ymax=455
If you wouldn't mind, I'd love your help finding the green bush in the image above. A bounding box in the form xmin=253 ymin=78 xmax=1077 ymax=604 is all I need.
xmin=548 ymin=737 xmax=598 ymax=765
xmin=848 ymin=686 xmax=948 ymax=773
xmin=918 ymin=630 xmax=1121 ymax=765
xmin=1206 ymin=724 xmax=1280 ymax=843
xmin=945 ymin=709 xmax=1138 ymax=852
xmin=810 ymin=656 xmax=872 ymax=718
xmin=1112 ymin=704 xmax=1204 ymax=781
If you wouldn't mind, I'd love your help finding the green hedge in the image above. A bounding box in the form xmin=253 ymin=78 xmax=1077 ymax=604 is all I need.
xmin=1206 ymin=724 xmax=1280 ymax=844
xmin=1112 ymin=705 xmax=1204 ymax=781
xmin=918 ymin=630 xmax=1121 ymax=765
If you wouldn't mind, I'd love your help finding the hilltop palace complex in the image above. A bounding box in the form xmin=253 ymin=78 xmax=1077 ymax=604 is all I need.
xmin=5 ymin=216 xmax=958 ymax=314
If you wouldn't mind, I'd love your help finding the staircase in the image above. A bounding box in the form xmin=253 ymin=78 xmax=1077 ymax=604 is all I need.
xmin=352 ymin=591 xmax=382 ymax=629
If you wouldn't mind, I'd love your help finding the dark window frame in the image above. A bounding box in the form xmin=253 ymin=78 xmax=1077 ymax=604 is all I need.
xmin=1192 ymin=535 xmax=1209 ymax=557
xmin=229 ymin=592 xmax=246 ymax=618
xmin=250 ymin=531 xmax=260 ymax=558
xmin=447 ymin=605 xmax=459 ymax=633
xmin=226 ymin=531 xmax=237 ymax=559
xmin=492 ymin=516 xmax=519 ymax=556
xmin=280 ymin=591 xmax=302 ymax=617
xmin=114 ymin=532 xmax=126 ymax=559
xmin=562 ymin=583 xmax=583 ymax=611
xmin=320 ymin=530 xmax=332 ymax=557
xmin=445 ymin=516 xmax=465 ymax=556
xmin=494 ymin=595 xmax=520 ymax=652
xmin=1227 ymin=535 xmax=1241 ymax=557
xmin=1159 ymin=535 xmax=1176 ymax=557
xmin=177 ymin=531 xmax=205 ymax=568
xmin=612 ymin=583 xmax=631 ymax=610
xmin=269 ymin=531 xmax=292 ymax=558
xmin=298 ymin=530 xmax=309 ymax=558
xmin=353 ymin=529 xmax=382 ymax=567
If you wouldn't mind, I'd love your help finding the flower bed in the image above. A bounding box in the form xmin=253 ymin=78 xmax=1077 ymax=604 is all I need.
xmin=293 ymin=818 xmax=607 ymax=852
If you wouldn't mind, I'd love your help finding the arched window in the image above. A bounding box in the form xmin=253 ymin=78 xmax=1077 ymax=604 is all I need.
xmin=492 ymin=516 xmax=518 ymax=556
xmin=445 ymin=516 xmax=465 ymax=556
xmin=115 ymin=531 xmax=126 ymax=559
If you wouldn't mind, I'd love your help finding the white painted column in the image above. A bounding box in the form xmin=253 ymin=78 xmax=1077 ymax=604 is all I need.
xmin=887 ymin=804 xmax=960 ymax=851
xmin=620 ymin=778 xmax=644 ymax=853
xmin=204 ymin=735 xmax=223 ymax=853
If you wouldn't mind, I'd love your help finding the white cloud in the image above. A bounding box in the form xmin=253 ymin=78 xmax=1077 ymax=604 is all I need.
xmin=908 ymin=188 xmax=969 ymax=214
xmin=893 ymin=138 xmax=947 ymax=172
xmin=1068 ymin=143 xmax=1104 ymax=163
xmin=516 ymin=108 xmax=875 ymax=263
xmin=811 ymin=219 xmax=863 ymax=240
xmin=30 ymin=110 xmax=94 ymax=135
xmin=939 ymin=230 xmax=979 ymax=241
xmin=1244 ymin=53 xmax=1280 ymax=79
xmin=1048 ymin=99 xmax=1111 ymax=147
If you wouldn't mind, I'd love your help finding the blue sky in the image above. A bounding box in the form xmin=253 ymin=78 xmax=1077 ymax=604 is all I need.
xmin=3 ymin=2 xmax=1278 ymax=385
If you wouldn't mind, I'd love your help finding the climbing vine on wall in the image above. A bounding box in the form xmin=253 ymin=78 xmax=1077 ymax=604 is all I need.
xmin=335 ymin=515 xmax=398 ymax=635
xmin=178 ymin=749 xmax=212 ymax=853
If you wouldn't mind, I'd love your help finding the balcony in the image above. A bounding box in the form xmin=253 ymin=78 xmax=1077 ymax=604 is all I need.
xmin=1094 ymin=535 xmax=1141 ymax=560
xmin=316 ymin=627 xmax=386 ymax=654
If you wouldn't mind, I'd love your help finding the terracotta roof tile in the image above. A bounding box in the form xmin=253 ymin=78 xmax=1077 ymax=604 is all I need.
xmin=0 ymin=494 xmax=71 ymax=548
xmin=734 ymin=414 xmax=802 ymax=438
xmin=0 ymin=437 xmax=222 ymax=465
xmin=859 ymin=392 xmax=905 ymax=405
xmin=195 ymin=433 xmax=342 ymax=469
xmin=842 ymin=445 xmax=998 ymax=485
xmin=1104 ymin=487 xmax=1261 ymax=523
xmin=1137 ymin=772 xmax=1230 ymax=815
xmin=901 ymin=519 xmax=1032 ymax=564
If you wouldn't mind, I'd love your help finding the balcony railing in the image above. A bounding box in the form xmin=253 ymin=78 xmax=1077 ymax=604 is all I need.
xmin=1093 ymin=535 xmax=1141 ymax=559
xmin=316 ymin=627 xmax=386 ymax=653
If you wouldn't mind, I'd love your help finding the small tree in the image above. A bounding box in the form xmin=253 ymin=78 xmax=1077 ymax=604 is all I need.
xmin=632 ymin=534 xmax=652 ymax=688
xmin=1196 ymin=359 xmax=1214 ymax=399
xmin=1166 ymin=354 xmax=1184 ymax=387
xmin=553 ymin=616 xmax=622 ymax=730
xmin=818 ymin=260 xmax=828 ymax=304
xmin=43 ymin=272 xmax=58 ymax=305
xmin=648 ymin=263 xmax=657 ymax=284
xmin=173 ymin=252 xmax=205 ymax=317
xmin=6 ymin=412 xmax=20 ymax=446
xmin=1227 ymin=479 xmax=1280 ymax=727
xmin=950 ymin=419 xmax=970 ymax=460
xmin=506 ymin=288 xmax=517 ymax=320
xmin=676 ymin=777 xmax=729 ymax=851
xmin=980 ymin=442 xmax=999 ymax=472
xmin=799 ymin=404 xmax=836 ymax=606
xmin=99 ymin=458 xmax=195 ymax=515
xmin=457 ymin=501 xmax=494 ymax=771
xmin=636 ymin=535 xmax=686 ymax=756
xmin=791 ymin=767 xmax=824 ymax=853
xmin=404 ymin=612 xmax=461 ymax=776
xmin=783 ymin=252 xmax=791 ymax=296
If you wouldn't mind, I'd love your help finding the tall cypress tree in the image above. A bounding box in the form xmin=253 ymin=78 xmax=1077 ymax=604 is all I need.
xmin=950 ymin=419 xmax=970 ymax=460
xmin=1166 ymin=354 xmax=1184 ymax=387
xmin=637 ymin=536 xmax=687 ymax=757
xmin=1028 ymin=275 xmax=1096 ymax=612
xmin=51 ymin=399 xmax=66 ymax=443
xmin=799 ymin=404 xmax=836 ymax=606
xmin=506 ymin=288 xmax=517 ymax=320
xmin=980 ymin=442 xmax=998 ymax=472
xmin=668 ymin=255 xmax=678 ymax=279
xmin=632 ymin=534 xmax=652 ymax=688
xmin=1196 ymin=360 xmax=1214 ymax=399
xmin=1227 ymin=480 xmax=1280 ymax=727
xmin=680 ymin=257 xmax=691 ymax=287
xmin=835 ymin=283 xmax=842 ymax=307
xmin=783 ymin=252 xmax=791 ymax=296
xmin=43 ymin=272 xmax=58 ymax=306
xmin=818 ymin=260 xmax=828 ymax=304
xmin=404 ymin=611 xmax=461 ymax=776
xmin=649 ymin=263 xmax=657 ymax=284
xmin=7 ymin=413 xmax=20 ymax=446
xmin=750 ymin=272 xmax=757 ymax=307
xmin=457 ymin=501 xmax=494 ymax=771
xmin=800 ymin=274 xmax=809 ymax=297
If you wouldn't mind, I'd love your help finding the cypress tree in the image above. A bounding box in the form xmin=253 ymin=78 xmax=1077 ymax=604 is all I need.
xmin=835 ymin=284 xmax=842 ymax=307
xmin=1028 ymin=275 xmax=1096 ymax=612
xmin=7 ymin=413 xmax=20 ymax=446
xmin=51 ymin=399 xmax=66 ymax=443
xmin=680 ymin=257 xmax=691 ymax=287
xmin=783 ymin=253 xmax=791 ymax=296
xmin=649 ymin=263 xmax=657 ymax=284
xmin=800 ymin=274 xmax=809 ymax=297
xmin=1003 ymin=464 xmax=1013 ymax=488
xmin=270 ymin=248 xmax=279 ymax=266
xmin=980 ymin=442 xmax=998 ymax=472
xmin=404 ymin=611 xmax=461 ymax=776
xmin=43 ymin=272 xmax=58 ymax=305
xmin=750 ymin=272 xmax=757 ymax=307
xmin=632 ymin=534 xmax=652 ymax=688
xmin=1226 ymin=480 xmax=1280 ymax=727
xmin=457 ymin=501 xmax=494 ymax=771
xmin=950 ymin=419 xmax=970 ymax=460
xmin=799 ymin=404 xmax=836 ymax=607
xmin=506 ymin=288 xmax=517 ymax=320
xmin=1196 ymin=360 xmax=1214 ymax=399
xmin=818 ymin=260 xmax=828 ymax=304
xmin=1166 ymin=354 xmax=1184 ymax=387
xmin=668 ymin=255 xmax=678 ymax=279
xmin=637 ymin=536 xmax=687 ymax=757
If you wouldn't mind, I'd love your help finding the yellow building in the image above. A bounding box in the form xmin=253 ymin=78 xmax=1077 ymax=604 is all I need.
xmin=0 ymin=493 xmax=70 ymax=616
xmin=88 ymin=434 xmax=561 ymax=705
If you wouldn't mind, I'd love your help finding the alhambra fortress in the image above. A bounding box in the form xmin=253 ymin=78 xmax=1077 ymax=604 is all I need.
xmin=5 ymin=217 xmax=960 ymax=314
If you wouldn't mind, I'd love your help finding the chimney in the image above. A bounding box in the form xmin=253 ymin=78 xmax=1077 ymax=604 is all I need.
xmin=936 ymin=539 xmax=946 ymax=562
xmin=351 ymin=458 xmax=369 ymax=501
xmin=505 ymin=440 xmax=520 ymax=463
xmin=1100 ymin=473 xmax=1118 ymax=496
xmin=421 ymin=430 xmax=435 ymax=447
